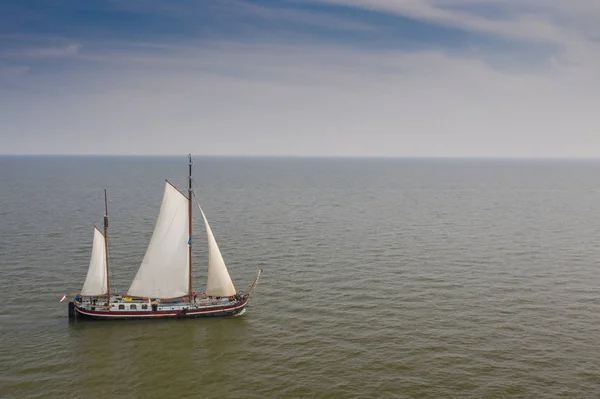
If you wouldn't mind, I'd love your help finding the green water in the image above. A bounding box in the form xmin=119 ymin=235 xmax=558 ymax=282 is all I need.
xmin=1 ymin=157 xmax=600 ymax=398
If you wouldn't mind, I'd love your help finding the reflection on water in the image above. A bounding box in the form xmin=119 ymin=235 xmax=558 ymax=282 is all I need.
xmin=66 ymin=317 xmax=254 ymax=397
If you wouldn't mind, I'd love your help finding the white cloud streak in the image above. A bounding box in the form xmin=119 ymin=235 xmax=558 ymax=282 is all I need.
xmin=311 ymin=0 xmax=600 ymax=45
xmin=309 ymin=0 xmax=600 ymax=78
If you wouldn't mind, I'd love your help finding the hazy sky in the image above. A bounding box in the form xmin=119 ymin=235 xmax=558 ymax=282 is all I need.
xmin=1 ymin=0 xmax=599 ymax=157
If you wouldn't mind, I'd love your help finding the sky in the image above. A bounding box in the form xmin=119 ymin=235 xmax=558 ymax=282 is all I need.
xmin=1 ymin=0 xmax=600 ymax=157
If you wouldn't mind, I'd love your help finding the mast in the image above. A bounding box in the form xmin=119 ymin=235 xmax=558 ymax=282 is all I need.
xmin=104 ymin=189 xmax=110 ymax=299
xmin=188 ymin=154 xmax=193 ymax=300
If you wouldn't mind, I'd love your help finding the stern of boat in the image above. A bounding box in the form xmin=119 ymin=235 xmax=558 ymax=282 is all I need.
xmin=68 ymin=301 xmax=77 ymax=319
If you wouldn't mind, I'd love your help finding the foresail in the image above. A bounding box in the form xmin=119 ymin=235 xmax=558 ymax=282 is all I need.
xmin=198 ymin=204 xmax=236 ymax=297
xmin=127 ymin=182 xmax=190 ymax=298
xmin=81 ymin=228 xmax=108 ymax=296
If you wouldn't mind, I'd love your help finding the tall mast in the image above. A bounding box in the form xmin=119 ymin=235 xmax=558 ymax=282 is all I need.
xmin=188 ymin=154 xmax=193 ymax=300
xmin=104 ymin=189 xmax=110 ymax=299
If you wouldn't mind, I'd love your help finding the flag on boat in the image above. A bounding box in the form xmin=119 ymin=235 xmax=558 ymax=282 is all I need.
xmin=59 ymin=293 xmax=67 ymax=303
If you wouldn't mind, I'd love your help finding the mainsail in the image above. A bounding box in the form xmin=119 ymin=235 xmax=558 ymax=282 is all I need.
xmin=198 ymin=204 xmax=236 ymax=297
xmin=81 ymin=228 xmax=108 ymax=296
xmin=127 ymin=182 xmax=190 ymax=298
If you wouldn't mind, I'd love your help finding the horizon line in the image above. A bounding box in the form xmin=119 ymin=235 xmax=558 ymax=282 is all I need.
xmin=2 ymin=154 xmax=600 ymax=160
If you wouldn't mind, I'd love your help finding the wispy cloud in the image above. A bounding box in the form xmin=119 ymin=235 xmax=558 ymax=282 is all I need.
xmin=305 ymin=0 xmax=600 ymax=73
xmin=2 ymin=39 xmax=598 ymax=155
xmin=111 ymin=0 xmax=376 ymax=32
xmin=0 ymin=43 xmax=81 ymax=59
xmin=310 ymin=0 xmax=599 ymax=45
xmin=1 ymin=0 xmax=599 ymax=156
xmin=303 ymin=0 xmax=600 ymax=82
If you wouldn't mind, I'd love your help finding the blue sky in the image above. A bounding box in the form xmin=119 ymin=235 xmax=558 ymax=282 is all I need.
xmin=1 ymin=0 xmax=599 ymax=156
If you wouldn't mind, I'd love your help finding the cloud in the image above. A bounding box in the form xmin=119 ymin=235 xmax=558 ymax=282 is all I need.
xmin=1 ymin=0 xmax=599 ymax=156
xmin=0 ymin=43 xmax=81 ymax=59
xmin=310 ymin=0 xmax=598 ymax=44
xmin=2 ymin=40 xmax=599 ymax=157
xmin=304 ymin=0 xmax=600 ymax=75
xmin=111 ymin=0 xmax=375 ymax=32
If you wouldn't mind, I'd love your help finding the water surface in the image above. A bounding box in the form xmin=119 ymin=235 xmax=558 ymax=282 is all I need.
xmin=1 ymin=156 xmax=600 ymax=398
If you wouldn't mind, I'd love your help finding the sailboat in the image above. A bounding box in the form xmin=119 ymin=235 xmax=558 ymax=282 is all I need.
xmin=68 ymin=155 xmax=262 ymax=320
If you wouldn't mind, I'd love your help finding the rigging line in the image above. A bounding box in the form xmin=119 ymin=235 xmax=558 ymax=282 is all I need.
xmin=191 ymin=190 xmax=204 ymax=208
xmin=190 ymin=177 xmax=200 ymax=191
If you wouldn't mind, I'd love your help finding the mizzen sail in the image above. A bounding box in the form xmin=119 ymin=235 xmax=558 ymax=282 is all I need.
xmin=127 ymin=182 xmax=190 ymax=298
xmin=198 ymin=204 xmax=236 ymax=297
xmin=81 ymin=228 xmax=108 ymax=296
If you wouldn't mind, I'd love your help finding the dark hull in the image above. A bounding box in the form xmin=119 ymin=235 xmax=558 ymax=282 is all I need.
xmin=69 ymin=299 xmax=248 ymax=320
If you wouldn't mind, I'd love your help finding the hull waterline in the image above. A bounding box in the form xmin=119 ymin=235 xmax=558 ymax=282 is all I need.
xmin=69 ymin=298 xmax=249 ymax=320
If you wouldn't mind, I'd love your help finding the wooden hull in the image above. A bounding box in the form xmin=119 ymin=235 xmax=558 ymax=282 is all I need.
xmin=69 ymin=298 xmax=248 ymax=320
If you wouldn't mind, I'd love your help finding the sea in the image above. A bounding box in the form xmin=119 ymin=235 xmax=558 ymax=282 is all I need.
xmin=1 ymin=156 xmax=599 ymax=398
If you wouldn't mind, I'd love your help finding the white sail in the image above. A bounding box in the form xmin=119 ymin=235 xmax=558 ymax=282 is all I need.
xmin=199 ymin=204 xmax=236 ymax=297
xmin=81 ymin=228 xmax=108 ymax=296
xmin=127 ymin=182 xmax=190 ymax=298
